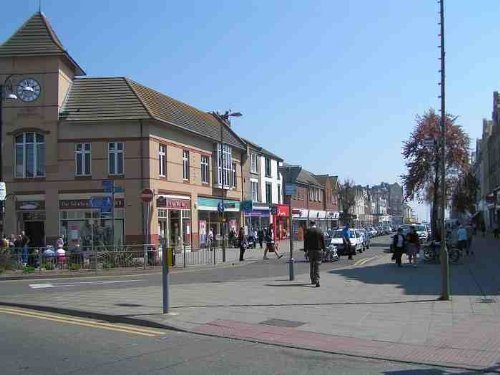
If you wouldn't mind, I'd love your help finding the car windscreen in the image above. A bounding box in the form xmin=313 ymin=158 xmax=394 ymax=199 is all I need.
xmin=415 ymin=225 xmax=426 ymax=231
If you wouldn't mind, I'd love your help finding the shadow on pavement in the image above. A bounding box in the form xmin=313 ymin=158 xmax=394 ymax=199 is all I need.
xmin=264 ymin=283 xmax=311 ymax=287
xmin=383 ymin=361 xmax=500 ymax=374
xmin=329 ymin=260 xmax=499 ymax=296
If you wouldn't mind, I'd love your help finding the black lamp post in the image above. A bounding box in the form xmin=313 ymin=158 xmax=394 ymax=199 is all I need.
xmin=0 ymin=76 xmax=19 ymax=236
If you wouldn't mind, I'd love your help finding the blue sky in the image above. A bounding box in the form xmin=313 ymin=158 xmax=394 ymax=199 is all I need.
xmin=2 ymin=1 xmax=500 ymax=220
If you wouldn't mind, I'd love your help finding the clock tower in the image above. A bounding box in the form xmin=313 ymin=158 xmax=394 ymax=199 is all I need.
xmin=0 ymin=12 xmax=85 ymax=242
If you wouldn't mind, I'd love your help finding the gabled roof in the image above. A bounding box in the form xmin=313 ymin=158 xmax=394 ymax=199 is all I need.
xmin=282 ymin=164 xmax=322 ymax=187
xmin=61 ymin=77 xmax=246 ymax=149
xmin=242 ymin=138 xmax=283 ymax=161
xmin=0 ymin=12 xmax=85 ymax=75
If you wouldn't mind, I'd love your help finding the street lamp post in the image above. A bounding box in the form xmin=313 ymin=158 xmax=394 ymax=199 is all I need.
xmin=214 ymin=111 xmax=242 ymax=263
xmin=0 ymin=76 xmax=20 ymax=236
xmin=438 ymin=0 xmax=450 ymax=300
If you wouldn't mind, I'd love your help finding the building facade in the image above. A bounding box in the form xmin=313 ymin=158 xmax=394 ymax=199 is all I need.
xmin=0 ymin=13 xmax=247 ymax=250
xmin=241 ymin=139 xmax=284 ymax=232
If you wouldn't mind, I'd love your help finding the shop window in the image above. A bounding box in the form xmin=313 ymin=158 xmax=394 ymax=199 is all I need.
xmin=266 ymin=182 xmax=272 ymax=204
xmin=183 ymin=150 xmax=190 ymax=180
xmin=201 ymin=155 xmax=209 ymax=184
xmin=75 ymin=143 xmax=91 ymax=176
xmin=250 ymin=153 xmax=258 ymax=173
xmin=15 ymin=132 xmax=45 ymax=178
xmin=265 ymin=157 xmax=271 ymax=177
xmin=159 ymin=144 xmax=166 ymax=177
xmin=108 ymin=142 xmax=124 ymax=175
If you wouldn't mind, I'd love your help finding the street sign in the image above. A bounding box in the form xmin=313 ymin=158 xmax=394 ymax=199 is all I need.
xmin=89 ymin=196 xmax=112 ymax=209
xmin=271 ymin=206 xmax=278 ymax=215
xmin=241 ymin=200 xmax=253 ymax=213
xmin=102 ymin=180 xmax=113 ymax=193
xmin=0 ymin=182 xmax=6 ymax=201
xmin=285 ymin=184 xmax=296 ymax=196
xmin=217 ymin=201 xmax=225 ymax=214
xmin=423 ymin=139 xmax=435 ymax=148
xmin=141 ymin=188 xmax=154 ymax=203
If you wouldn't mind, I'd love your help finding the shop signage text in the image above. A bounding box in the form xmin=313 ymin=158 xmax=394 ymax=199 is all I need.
xmin=60 ymin=198 xmax=124 ymax=210
xmin=156 ymin=197 xmax=190 ymax=209
xmin=16 ymin=200 xmax=45 ymax=210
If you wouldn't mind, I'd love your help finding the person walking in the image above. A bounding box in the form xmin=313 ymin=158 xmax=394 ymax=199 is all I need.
xmin=20 ymin=231 xmax=30 ymax=266
xmin=238 ymin=227 xmax=246 ymax=261
xmin=257 ymin=228 xmax=264 ymax=249
xmin=263 ymin=225 xmax=283 ymax=260
xmin=457 ymin=223 xmax=470 ymax=255
xmin=208 ymin=228 xmax=215 ymax=251
xmin=406 ymin=226 xmax=420 ymax=267
xmin=392 ymin=227 xmax=406 ymax=267
xmin=341 ymin=223 xmax=353 ymax=260
xmin=304 ymin=221 xmax=325 ymax=287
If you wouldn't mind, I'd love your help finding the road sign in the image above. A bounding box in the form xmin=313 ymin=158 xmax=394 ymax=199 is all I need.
xmin=141 ymin=188 xmax=154 ymax=203
xmin=102 ymin=180 xmax=113 ymax=193
xmin=0 ymin=182 xmax=6 ymax=201
xmin=89 ymin=196 xmax=112 ymax=209
xmin=241 ymin=200 xmax=253 ymax=213
xmin=423 ymin=139 xmax=435 ymax=148
xmin=217 ymin=201 xmax=225 ymax=214
xmin=285 ymin=184 xmax=296 ymax=196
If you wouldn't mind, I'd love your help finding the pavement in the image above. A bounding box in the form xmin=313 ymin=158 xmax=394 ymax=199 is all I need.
xmin=0 ymin=236 xmax=499 ymax=372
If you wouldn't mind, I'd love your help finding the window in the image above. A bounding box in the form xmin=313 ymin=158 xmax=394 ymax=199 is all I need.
xmin=108 ymin=142 xmax=124 ymax=175
xmin=251 ymin=181 xmax=259 ymax=202
xmin=231 ymin=162 xmax=237 ymax=188
xmin=75 ymin=143 xmax=91 ymax=176
xmin=250 ymin=153 xmax=258 ymax=173
xmin=216 ymin=144 xmax=232 ymax=188
xmin=265 ymin=157 xmax=271 ymax=177
xmin=159 ymin=144 xmax=166 ymax=177
xmin=183 ymin=150 xmax=190 ymax=180
xmin=277 ymin=185 xmax=281 ymax=204
xmin=265 ymin=182 xmax=272 ymax=204
xmin=309 ymin=189 xmax=314 ymax=201
xmin=15 ymin=132 xmax=45 ymax=178
xmin=201 ymin=155 xmax=209 ymax=184
xmin=319 ymin=190 xmax=323 ymax=202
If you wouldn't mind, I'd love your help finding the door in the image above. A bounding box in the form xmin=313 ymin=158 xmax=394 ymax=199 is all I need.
xmin=24 ymin=221 xmax=45 ymax=248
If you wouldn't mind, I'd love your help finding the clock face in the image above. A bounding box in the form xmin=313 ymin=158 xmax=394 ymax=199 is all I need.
xmin=16 ymin=78 xmax=41 ymax=102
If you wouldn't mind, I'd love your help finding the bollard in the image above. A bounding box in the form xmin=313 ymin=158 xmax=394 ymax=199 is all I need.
xmin=162 ymin=245 xmax=169 ymax=313
xmin=183 ymin=243 xmax=186 ymax=268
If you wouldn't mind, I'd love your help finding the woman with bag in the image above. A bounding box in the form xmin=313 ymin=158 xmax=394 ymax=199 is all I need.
xmin=392 ymin=227 xmax=406 ymax=267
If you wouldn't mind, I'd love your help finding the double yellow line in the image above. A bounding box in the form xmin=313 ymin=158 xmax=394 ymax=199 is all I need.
xmin=353 ymin=255 xmax=381 ymax=267
xmin=0 ymin=306 xmax=168 ymax=337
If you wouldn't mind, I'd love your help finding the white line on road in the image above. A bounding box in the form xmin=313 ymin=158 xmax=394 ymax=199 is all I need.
xmin=29 ymin=279 xmax=144 ymax=289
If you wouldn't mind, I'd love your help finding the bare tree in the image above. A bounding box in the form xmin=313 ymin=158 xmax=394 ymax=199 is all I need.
xmin=339 ymin=179 xmax=356 ymax=225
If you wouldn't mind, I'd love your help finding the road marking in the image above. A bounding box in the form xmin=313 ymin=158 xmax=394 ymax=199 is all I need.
xmin=29 ymin=279 xmax=143 ymax=289
xmin=354 ymin=255 xmax=383 ymax=266
xmin=0 ymin=307 xmax=167 ymax=337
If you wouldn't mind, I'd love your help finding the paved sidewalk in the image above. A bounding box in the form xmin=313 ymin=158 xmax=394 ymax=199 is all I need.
xmin=1 ymin=236 xmax=499 ymax=371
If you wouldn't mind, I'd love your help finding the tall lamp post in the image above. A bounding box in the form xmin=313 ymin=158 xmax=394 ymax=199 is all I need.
xmin=438 ymin=0 xmax=450 ymax=300
xmin=0 ymin=76 xmax=21 ymax=236
xmin=214 ymin=110 xmax=242 ymax=263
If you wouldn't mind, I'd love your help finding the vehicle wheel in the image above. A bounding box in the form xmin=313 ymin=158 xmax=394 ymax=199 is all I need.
xmin=423 ymin=247 xmax=434 ymax=261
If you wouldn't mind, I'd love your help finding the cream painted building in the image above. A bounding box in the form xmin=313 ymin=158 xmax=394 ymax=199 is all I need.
xmin=0 ymin=12 xmax=246 ymax=250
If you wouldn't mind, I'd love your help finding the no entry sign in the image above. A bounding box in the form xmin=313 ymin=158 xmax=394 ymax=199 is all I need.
xmin=141 ymin=188 xmax=154 ymax=203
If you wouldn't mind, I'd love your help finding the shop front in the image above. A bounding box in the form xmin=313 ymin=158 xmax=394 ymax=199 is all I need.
xmin=156 ymin=195 xmax=191 ymax=251
xmin=59 ymin=197 xmax=124 ymax=250
xmin=16 ymin=198 xmax=46 ymax=247
xmin=243 ymin=202 xmax=271 ymax=231
xmin=326 ymin=211 xmax=340 ymax=229
xmin=309 ymin=209 xmax=327 ymax=231
xmin=272 ymin=204 xmax=289 ymax=240
xmin=197 ymin=197 xmax=240 ymax=248
xmin=292 ymin=208 xmax=308 ymax=241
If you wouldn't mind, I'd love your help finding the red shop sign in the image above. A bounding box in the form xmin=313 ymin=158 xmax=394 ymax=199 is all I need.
xmin=157 ymin=197 xmax=190 ymax=209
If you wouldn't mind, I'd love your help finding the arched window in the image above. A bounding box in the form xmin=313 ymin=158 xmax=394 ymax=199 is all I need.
xmin=15 ymin=132 xmax=45 ymax=178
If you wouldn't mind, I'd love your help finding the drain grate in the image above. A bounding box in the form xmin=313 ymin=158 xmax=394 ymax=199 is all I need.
xmin=259 ymin=318 xmax=305 ymax=328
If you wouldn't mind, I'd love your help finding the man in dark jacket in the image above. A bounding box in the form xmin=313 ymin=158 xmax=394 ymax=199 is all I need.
xmin=392 ymin=227 xmax=406 ymax=267
xmin=304 ymin=221 xmax=325 ymax=287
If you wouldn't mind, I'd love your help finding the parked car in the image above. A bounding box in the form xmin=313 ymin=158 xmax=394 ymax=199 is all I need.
xmin=367 ymin=227 xmax=378 ymax=237
xmin=330 ymin=229 xmax=364 ymax=255
xmin=413 ymin=224 xmax=429 ymax=242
